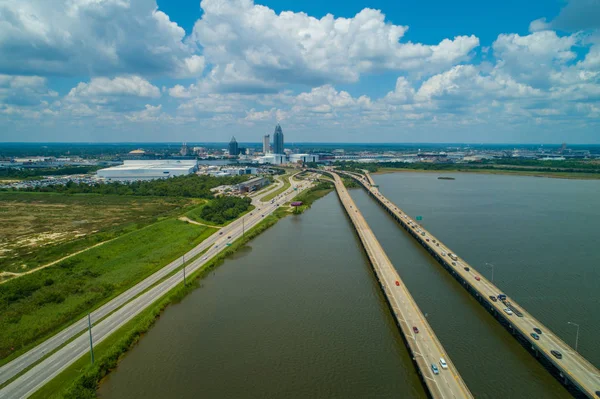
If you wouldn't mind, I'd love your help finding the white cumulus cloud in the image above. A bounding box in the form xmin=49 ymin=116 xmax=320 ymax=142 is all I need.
xmin=0 ymin=0 xmax=198 ymax=77
xmin=190 ymin=0 xmax=479 ymax=91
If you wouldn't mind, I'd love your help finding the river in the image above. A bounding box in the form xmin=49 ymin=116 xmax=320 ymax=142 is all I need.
xmin=99 ymin=172 xmax=599 ymax=398
xmin=98 ymin=193 xmax=426 ymax=398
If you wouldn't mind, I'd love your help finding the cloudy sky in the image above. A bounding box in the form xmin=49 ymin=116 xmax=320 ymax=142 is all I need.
xmin=1 ymin=0 xmax=599 ymax=143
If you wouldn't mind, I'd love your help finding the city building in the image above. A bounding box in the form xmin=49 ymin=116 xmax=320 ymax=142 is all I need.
xmin=97 ymin=160 xmax=198 ymax=181
xmin=257 ymin=154 xmax=286 ymax=165
xmin=205 ymin=167 xmax=258 ymax=177
xmin=180 ymin=143 xmax=189 ymax=156
xmin=229 ymin=137 xmax=239 ymax=156
xmin=263 ymin=134 xmax=270 ymax=154
xmin=273 ymin=124 xmax=284 ymax=154
xmin=289 ymin=154 xmax=319 ymax=164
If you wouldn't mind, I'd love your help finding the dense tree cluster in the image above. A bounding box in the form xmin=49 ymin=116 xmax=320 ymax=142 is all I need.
xmin=14 ymin=174 xmax=250 ymax=198
xmin=199 ymin=196 xmax=252 ymax=224
xmin=0 ymin=165 xmax=102 ymax=179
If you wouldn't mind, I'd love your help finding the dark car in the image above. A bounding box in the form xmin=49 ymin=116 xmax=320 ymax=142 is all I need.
xmin=227 ymin=236 xmax=231 ymax=239
xmin=464 ymin=267 xmax=470 ymax=272
xmin=412 ymin=326 xmax=419 ymax=334
xmin=533 ymin=328 xmax=542 ymax=334
xmin=551 ymin=350 xmax=562 ymax=359
xmin=489 ymin=295 xmax=497 ymax=302
xmin=530 ymin=333 xmax=540 ymax=340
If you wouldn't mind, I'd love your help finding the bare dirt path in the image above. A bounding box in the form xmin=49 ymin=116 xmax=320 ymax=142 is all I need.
xmin=177 ymin=217 xmax=222 ymax=228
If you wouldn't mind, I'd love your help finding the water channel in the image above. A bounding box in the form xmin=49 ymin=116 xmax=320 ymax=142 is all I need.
xmin=99 ymin=193 xmax=425 ymax=398
xmin=99 ymin=172 xmax=599 ymax=398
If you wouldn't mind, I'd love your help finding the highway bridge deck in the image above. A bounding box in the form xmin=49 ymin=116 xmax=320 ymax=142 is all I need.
xmin=330 ymin=172 xmax=473 ymax=399
xmin=343 ymin=170 xmax=600 ymax=399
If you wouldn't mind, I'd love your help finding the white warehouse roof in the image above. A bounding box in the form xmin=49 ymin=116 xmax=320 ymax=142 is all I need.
xmin=97 ymin=160 xmax=198 ymax=181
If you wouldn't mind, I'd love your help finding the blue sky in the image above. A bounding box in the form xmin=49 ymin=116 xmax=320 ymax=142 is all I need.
xmin=0 ymin=0 xmax=599 ymax=143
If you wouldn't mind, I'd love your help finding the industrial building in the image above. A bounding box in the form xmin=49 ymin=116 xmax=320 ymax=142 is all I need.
xmin=235 ymin=176 xmax=270 ymax=193
xmin=97 ymin=160 xmax=198 ymax=181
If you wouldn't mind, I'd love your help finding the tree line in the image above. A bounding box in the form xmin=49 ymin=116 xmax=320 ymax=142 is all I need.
xmin=199 ymin=196 xmax=252 ymax=224
xmin=9 ymin=174 xmax=251 ymax=199
xmin=0 ymin=165 xmax=102 ymax=179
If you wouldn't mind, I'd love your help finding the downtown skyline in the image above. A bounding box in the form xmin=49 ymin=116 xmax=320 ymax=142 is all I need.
xmin=0 ymin=0 xmax=599 ymax=144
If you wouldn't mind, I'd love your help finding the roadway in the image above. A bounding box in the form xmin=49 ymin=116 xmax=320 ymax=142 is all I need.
xmin=330 ymin=172 xmax=473 ymax=399
xmin=0 ymin=175 xmax=313 ymax=398
xmin=342 ymin=170 xmax=600 ymax=398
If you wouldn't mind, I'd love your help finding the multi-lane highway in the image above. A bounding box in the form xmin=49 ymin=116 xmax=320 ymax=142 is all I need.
xmin=330 ymin=171 xmax=473 ymax=399
xmin=0 ymin=175 xmax=312 ymax=398
xmin=343 ymin=170 xmax=600 ymax=398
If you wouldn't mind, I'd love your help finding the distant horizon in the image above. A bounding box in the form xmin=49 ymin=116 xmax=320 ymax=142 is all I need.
xmin=1 ymin=141 xmax=598 ymax=147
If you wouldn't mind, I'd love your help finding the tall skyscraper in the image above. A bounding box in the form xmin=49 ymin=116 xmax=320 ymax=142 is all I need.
xmin=273 ymin=124 xmax=284 ymax=154
xmin=228 ymin=137 xmax=239 ymax=156
xmin=262 ymin=134 xmax=270 ymax=154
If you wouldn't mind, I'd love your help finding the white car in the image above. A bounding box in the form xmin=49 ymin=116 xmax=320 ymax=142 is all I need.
xmin=503 ymin=308 xmax=513 ymax=315
xmin=439 ymin=358 xmax=448 ymax=369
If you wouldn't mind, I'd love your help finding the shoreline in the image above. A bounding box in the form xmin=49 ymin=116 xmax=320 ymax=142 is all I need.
xmin=372 ymin=168 xmax=600 ymax=180
xmin=28 ymin=184 xmax=329 ymax=398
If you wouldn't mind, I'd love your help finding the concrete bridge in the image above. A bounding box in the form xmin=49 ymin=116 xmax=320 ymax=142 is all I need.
xmin=342 ymin=170 xmax=600 ymax=399
xmin=329 ymin=171 xmax=473 ymax=399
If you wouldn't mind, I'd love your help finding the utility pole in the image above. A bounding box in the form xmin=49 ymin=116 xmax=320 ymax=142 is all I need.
xmin=88 ymin=313 xmax=94 ymax=365
xmin=567 ymin=322 xmax=580 ymax=352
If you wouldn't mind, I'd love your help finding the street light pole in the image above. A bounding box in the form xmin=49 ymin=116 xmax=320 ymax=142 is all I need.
xmin=567 ymin=322 xmax=580 ymax=352
xmin=88 ymin=313 xmax=94 ymax=365
xmin=242 ymin=217 xmax=245 ymax=238
xmin=183 ymin=254 xmax=186 ymax=286
xmin=486 ymin=262 xmax=495 ymax=282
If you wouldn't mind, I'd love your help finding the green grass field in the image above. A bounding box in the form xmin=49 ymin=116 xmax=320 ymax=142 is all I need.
xmin=0 ymin=218 xmax=215 ymax=362
xmin=28 ymin=207 xmax=291 ymax=399
xmin=0 ymin=192 xmax=200 ymax=273
xmin=261 ymin=175 xmax=291 ymax=202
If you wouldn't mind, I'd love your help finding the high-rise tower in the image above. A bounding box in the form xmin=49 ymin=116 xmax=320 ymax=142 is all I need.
xmin=272 ymin=124 xmax=284 ymax=154
xmin=228 ymin=137 xmax=239 ymax=156
xmin=263 ymin=134 xmax=270 ymax=154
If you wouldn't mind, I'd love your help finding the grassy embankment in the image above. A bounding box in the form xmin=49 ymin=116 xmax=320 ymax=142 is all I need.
xmin=260 ymin=174 xmax=291 ymax=202
xmin=289 ymin=182 xmax=334 ymax=213
xmin=341 ymin=177 xmax=360 ymax=188
xmin=0 ymin=218 xmax=215 ymax=365
xmin=183 ymin=201 xmax=255 ymax=227
xmin=0 ymin=192 xmax=201 ymax=274
xmin=29 ymin=182 xmax=334 ymax=398
xmin=374 ymin=166 xmax=600 ymax=179
xmin=29 ymin=203 xmax=293 ymax=399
